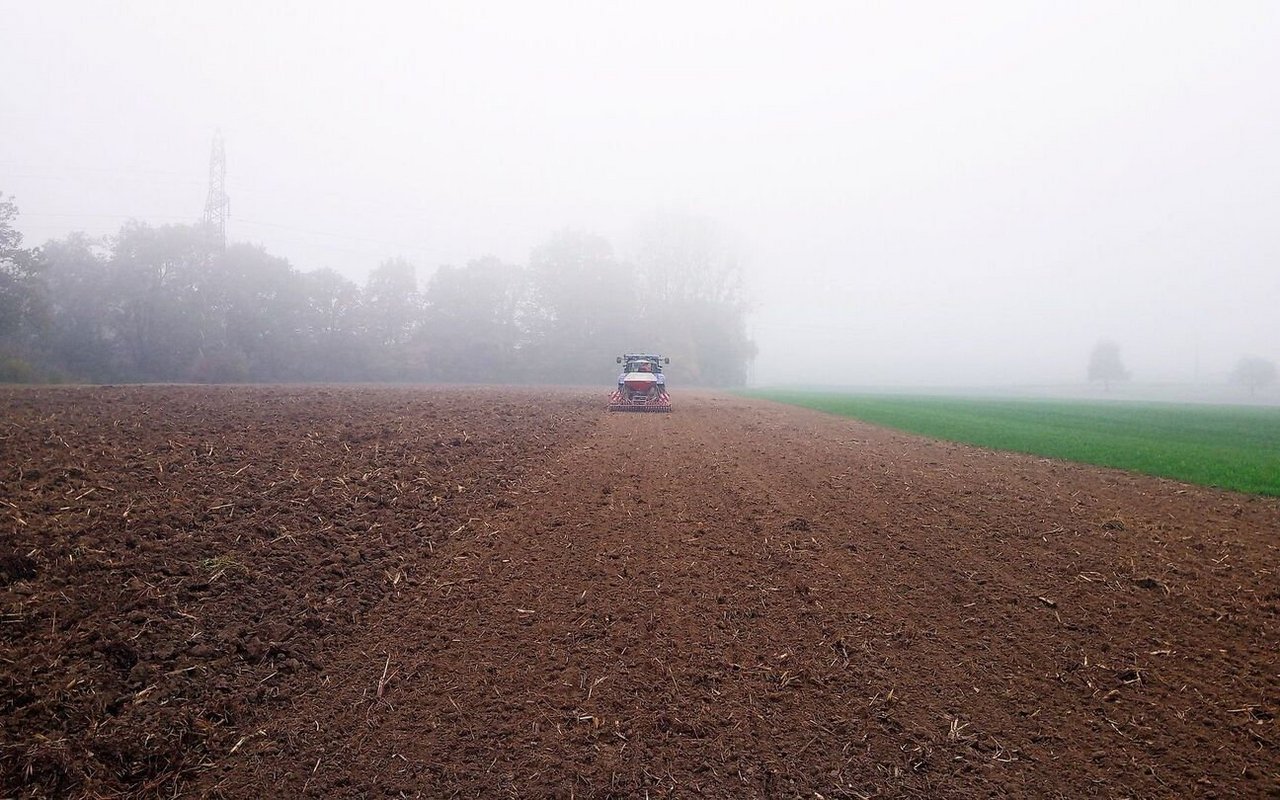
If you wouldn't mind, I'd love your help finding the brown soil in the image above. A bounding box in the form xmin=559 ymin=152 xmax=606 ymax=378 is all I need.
xmin=1 ymin=387 xmax=1276 ymax=798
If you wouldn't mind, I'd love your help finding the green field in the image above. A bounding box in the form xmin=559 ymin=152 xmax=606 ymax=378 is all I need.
xmin=749 ymin=391 xmax=1280 ymax=496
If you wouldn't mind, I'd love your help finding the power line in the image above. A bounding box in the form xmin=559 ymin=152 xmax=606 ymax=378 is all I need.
xmin=15 ymin=211 xmax=426 ymax=255
xmin=0 ymin=164 xmax=203 ymax=180
xmin=233 ymin=218 xmax=425 ymax=252
xmin=20 ymin=212 xmax=194 ymax=220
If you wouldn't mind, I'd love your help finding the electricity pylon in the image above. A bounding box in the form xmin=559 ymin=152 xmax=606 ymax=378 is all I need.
xmin=202 ymin=131 xmax=229 ymax=251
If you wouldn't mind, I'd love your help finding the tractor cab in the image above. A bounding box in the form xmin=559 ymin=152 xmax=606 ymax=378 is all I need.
xmin=623 ymin=356 xmax=663 ymax=374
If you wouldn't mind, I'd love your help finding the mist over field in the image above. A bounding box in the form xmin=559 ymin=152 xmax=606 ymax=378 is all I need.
xmin=2 ymin=1 xmax=1278 ymax=394
xmin=5 ymin=7 xmax=1280 ymax=794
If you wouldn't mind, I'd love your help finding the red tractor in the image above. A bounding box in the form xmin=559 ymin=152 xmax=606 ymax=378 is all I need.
xmin=608 ymin=354 xmax=672 ymax=412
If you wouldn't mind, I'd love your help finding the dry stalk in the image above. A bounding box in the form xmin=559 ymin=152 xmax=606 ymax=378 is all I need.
xmin=377 ymin=653 xmax=392 ymax=699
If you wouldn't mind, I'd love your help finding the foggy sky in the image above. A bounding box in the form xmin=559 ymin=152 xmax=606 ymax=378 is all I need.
xmin=3 ymin=1 xmax=1277 ymax=387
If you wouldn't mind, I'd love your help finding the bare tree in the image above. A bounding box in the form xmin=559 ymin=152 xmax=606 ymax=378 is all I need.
xmin=632 ymin=212 xmax=756 ymax=386
xmin=1087 ymin=340 xmax=1129 ymax=391
xmin=1231 ymin=356 xmax=1277 ymax=396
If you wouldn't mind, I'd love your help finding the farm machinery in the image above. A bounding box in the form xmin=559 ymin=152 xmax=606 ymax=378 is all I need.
xmin=608 ymin=354 xmax=672 ymax=412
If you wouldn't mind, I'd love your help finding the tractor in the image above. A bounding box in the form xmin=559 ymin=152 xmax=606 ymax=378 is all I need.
xmin=608 ymin=354 xmax=672 ymax=412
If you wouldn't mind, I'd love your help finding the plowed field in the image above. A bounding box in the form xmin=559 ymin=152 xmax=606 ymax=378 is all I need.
xmin=2 ymin=386 xmax=1276 ymax=798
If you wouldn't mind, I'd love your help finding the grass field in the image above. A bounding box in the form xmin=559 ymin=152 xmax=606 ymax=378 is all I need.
xmin=749 ymin=391 xmax=1280 ymax=495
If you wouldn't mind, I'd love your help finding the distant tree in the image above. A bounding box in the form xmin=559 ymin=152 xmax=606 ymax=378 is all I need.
xmin=527 ymin=230 xmax=636 ymax=384
xmin=360 ymin=257 xmax=422 ymax=379
xmin=39 ymin=225 xmax=312 ymax=383
xmin=40 ymin=233 xmax=116 ymax=380
xmin=5 ymin=209 xmax=758 ymax=387
xmin=635 ymin=211 xmax=742 ymax=307
xmin=361 ymin=258 xmax=419 ymax=345
xmin=299 ymin=267 xmax=365 ymax=379
xmin=212 ymin=243 xmax=305 ymax=381
xmin=0 ymin=194 xmax=47 ymax=361
xmin=1231 ymin=356 xmax=1277 ymax=396
xmin=302 ymin=268 xmax=361 ymax=339
xmin=420 ymin=257 xmax=523 ymax=382
xmin=633 ymin=212 xmax=756 ymax=385
xmin=1087 ymin=340 xmax=1129 ymax=391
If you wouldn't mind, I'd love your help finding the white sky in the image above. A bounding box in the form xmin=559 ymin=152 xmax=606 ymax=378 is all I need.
xmin=3 ymin=1 xmax=1277 ymax=386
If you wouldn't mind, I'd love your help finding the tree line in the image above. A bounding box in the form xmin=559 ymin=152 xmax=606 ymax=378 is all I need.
xmin=1088 ymin=339 xmax=1276 ymax=395
xmin=0 ymin=195 xmax=756 ymax=386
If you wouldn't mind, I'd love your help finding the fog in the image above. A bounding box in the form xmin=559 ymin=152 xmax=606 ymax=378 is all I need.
xmin=3 ymin=1 xmax=1278 ymax=389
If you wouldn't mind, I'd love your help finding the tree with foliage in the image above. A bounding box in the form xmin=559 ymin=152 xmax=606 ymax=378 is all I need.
xmin=0 ymin=194 xmax=48 ymax=379
xmin=420 ymin=257 xmax=524 ymax=382
xmin=105 ymin=222 xmax=213 ymax=379
xmin=1087 ymin=340 xmax=1129 ymax=391
xmin=360 ymin=257 xmax=422 ymax=379
xmin=210 ymin=243 xmax=305 ymax=381
xmin=39 ymin=233 xmax=115 ymax=381
xmin=298 ymin=267 xmax=365 ymax=380
xmin=527 ymin=231 xmax=637 ymax=384
xmin=12 ymin=212 xmax=757 ymax=386
xmin=1231 ymin=356 xmax=1277 ymax=396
